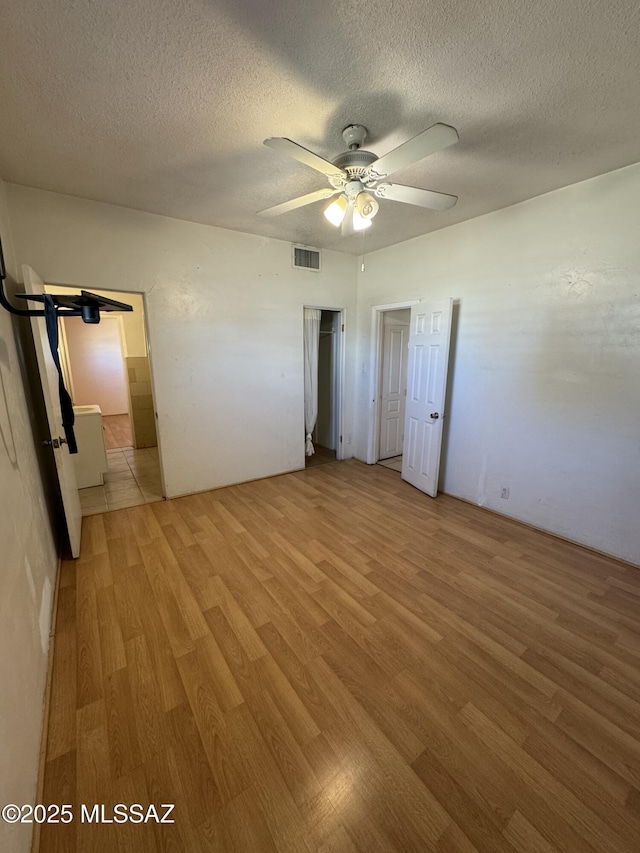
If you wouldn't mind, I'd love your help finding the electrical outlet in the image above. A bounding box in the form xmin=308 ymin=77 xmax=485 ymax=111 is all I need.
xmin=500 ymin=487 xmax=510 ymax=499
xmin=346 ymin=434 xmax=352 ymax=444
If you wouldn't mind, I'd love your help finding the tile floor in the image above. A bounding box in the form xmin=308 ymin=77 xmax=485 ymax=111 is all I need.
xmin=102 ymin=413 xmax=132 ymax=450
xmin=377 ymin=455 xmax=403 ymax=472
xmin=78 ymin=446 xmax=163 ymax=516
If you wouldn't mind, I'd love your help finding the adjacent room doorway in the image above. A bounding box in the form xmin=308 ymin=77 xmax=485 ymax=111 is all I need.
xmin=42 ymin=281 xmax=165 ymax=522
xmin=368 ymin=298 xmax=454 ymax=497
xmin=377 ymin=308 xmax=410 ymax=472
xmin=60 ymin=312 xmax=132 ymax=449
xmin=304 ymin=307 xmax=344 ymax=469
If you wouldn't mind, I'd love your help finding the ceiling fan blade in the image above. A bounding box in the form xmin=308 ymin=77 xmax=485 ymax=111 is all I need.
xmin=264 ymin=137 xmax=346 ymax=178
xmin=375 ymin=183 xmax=457 ymax=210
xmin=257 ymin=188 xmax=339 ymax=218
xmin=341 ymin=202 xmax=356 ymax=236
xmin=367 ymin=123 xmax=458 ymax=179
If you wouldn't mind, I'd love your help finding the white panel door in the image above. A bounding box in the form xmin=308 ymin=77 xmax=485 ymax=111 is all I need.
xmin=23 ymin=265 xmax=82 ymax=558
xmin=379 ymin=322 xmax=409 ymax=458
xmin=402 ymin=298 xmax=453 ymax=497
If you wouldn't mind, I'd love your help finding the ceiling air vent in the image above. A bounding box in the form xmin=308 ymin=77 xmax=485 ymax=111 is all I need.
xmin=292 ymin=245 xmax=321 ymax=272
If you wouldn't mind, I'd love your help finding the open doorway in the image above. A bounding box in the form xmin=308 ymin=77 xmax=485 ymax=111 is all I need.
xmin=368 ymin=298 xmax=455 ymax=497
xmin=366 ymin=299 xmax=418 ymax=468
xmin=304 ymin=307 xmax=343 ymax=469
xmin=61 ymin=312 xmax=132 ymax=448
xmin=49 ymin=285 xmax=164 ymax=515
xmin=377 ymin=308 xmax=410 ymax=473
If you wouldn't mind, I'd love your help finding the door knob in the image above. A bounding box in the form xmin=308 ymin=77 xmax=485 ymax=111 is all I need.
xmin=41 ymin=437 xmax=67 ymax=448
xmin=430 ymin=412 xmax=439 ymax=419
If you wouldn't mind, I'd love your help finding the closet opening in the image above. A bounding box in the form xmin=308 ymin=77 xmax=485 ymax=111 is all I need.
xmin=303 ymin=307 xmax=343 ymax=469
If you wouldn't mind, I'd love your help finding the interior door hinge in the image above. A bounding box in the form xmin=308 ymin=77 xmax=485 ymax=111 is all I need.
xmin=341 ymin=324 xmax=344 ymax=332
xmin=339 ymin=435 xmax=343 ymax=442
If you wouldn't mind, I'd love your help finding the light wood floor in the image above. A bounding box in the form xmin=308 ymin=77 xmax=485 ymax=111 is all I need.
xmin=103 ymin=413 xmax=133 ymax=450
xmin=39 ymin=461 xmax=640 ymax=852
xmin=305 ymin=445 xmax=337 ymax=468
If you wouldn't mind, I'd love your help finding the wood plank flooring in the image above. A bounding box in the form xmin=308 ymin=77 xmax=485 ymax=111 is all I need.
xmin=305 ymin=445 xmax=337 ymax=468
xmin=103 ymin=414 xmax=133 ymax=450
xmin=39 ymin=460 xmax=640 ymax=852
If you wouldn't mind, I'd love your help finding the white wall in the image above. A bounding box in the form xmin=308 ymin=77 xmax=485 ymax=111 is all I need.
xmin=6 ymin=185 xmax=357 ymax=497
xmin=356 ymin=162 xmax=640 ymax=564
xmin=0 ymin=179 xmax=58 ymax=853
xmin=6 ymin=167 xmax=638 ymax=563
xmin=63 ymin=315 xmax=129 ymax=414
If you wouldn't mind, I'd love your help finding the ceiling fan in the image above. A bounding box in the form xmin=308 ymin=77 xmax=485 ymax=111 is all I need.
xmin=257 ymin=122 xmax=459 ymax=234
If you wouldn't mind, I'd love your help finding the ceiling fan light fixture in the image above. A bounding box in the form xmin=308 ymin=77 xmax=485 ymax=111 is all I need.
xmin=355 ymin=191 xmax=379 ymax=220
xmin=324 ymin=195 xmax=348 ymax=227
xmin=261 ymin=121 xmax=459 ymax=235
xmin=352 ymin=208 xmax=372 ymax=231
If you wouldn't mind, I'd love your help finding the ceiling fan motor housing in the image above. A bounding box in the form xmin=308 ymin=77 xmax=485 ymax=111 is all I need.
xmin=332 ymin=149 xmax=377 ymax=170
xmin=330 ymin=149 xmax=378 ymax=186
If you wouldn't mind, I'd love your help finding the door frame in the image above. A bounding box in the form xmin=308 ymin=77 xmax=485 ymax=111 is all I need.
xmin=140 ymin=290 xmax=166 ymax=497
xmin=366 ymin=299 xmax=419 ymax=465
xmin=58 ymin=315 xmax=75 ymax=400
xmin=303 ymin=304 xmax=346 ymax=461
xmin=377 ymin=310 xmax=411 ymax=461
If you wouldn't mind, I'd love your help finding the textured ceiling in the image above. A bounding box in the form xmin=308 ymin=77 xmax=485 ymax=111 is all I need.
xmin=1 ymin=0 xmax=640 ymax=254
